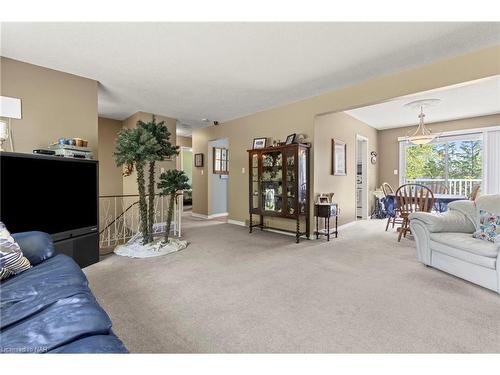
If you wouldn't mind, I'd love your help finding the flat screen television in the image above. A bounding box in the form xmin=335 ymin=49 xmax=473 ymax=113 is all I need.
xmin=0 ymin=152 xmax=98 ymax=241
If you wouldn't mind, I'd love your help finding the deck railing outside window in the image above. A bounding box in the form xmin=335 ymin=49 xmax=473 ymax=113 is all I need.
xmin=405 ymin=178 xmax=481 ymax=197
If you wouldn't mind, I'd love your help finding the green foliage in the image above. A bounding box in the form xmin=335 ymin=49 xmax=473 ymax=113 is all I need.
xmin=405 ymin=140 xmax=482 ymax=180
xmin=137 ymin=116 xmax=180 ymax=161
xmin=405 ymin=144 xmax=445 ymax=179
xmin=158 ymin=169 xmax=191 ymax=196
xmin=137 ymin=115 xmax=180 ymax=243
xmin=448 ymin=140 xmax=482 ymax=179
xmin=114 ymin=126 xmax=161 ymax=175
xmin=158 ymin=169 xmax=191 ymax=242
xmin=114 ymin=125 xmax=161 ymax=245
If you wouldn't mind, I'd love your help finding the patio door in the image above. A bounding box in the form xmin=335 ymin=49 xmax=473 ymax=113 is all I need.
xmin=400 ymin=132 xmax=483 ymax=197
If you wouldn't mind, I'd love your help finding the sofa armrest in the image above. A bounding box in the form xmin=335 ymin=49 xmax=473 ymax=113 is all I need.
xmin=408 ymin=211 xmax=475 ymax=233
xmin=408 ymin=220 xmax=432 ymax=265
xmin=11 ymin=231 xmax=55 ymax=266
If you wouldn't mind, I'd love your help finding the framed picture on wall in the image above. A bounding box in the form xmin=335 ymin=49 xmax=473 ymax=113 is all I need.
xmin=331 ymin=138 xmax=347 ymax=176
xmin=194 ymin=153 xmax=204 ymax=167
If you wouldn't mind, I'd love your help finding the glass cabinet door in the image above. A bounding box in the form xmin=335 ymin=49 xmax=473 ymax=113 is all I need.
xmin=261 ymin=150 xmax=283 ymax=213
xmin=286 ymin=148 xmax=296 ymax=215
xmin=298 ymin=148 xmax=307 ymax=214
xmin=251 ymin=153 xmax=259 ymax=210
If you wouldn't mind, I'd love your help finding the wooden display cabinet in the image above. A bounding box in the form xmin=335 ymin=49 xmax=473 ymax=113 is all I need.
xmin=248 ymin=143 xmax=310 ymax=243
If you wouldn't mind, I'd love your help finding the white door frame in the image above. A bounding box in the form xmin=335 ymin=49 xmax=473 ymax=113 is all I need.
xmin=355 ymin=134 xmax=369 ymax=220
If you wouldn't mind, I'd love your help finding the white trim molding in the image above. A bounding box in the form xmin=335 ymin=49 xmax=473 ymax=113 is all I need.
xmin=191 ymin=212 xmax=229 ymax=220
xmin=228 ymin=219 xmax=246 ymax=226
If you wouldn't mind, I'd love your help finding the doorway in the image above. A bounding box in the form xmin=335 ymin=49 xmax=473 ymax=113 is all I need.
xmin=356 ymin=135 xmax=369 ymax=220
xmin=180 ymin=146 xmax=193 ymax=211
xmin=208 ymin=138 xmax=229 ymax=218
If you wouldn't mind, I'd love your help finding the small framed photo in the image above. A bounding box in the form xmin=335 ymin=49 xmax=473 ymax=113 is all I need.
xmin=332 ymin=138 xmax=347 ymax=176
xmin=316 ymin=193 xmax=330 ymax=204
xmin=285 ymin=133 xmax=296 ymax=145
xmin=194 ymin=153 xmax=204 ymax=167
xmin=253 ymin=137 xmax=267 ymax=149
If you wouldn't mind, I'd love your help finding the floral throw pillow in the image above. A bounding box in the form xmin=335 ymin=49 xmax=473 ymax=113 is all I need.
xmin=0 ymin=221 xmax=32 ymax=281
xmin=472 ymin=210 xmax=500 ymax=243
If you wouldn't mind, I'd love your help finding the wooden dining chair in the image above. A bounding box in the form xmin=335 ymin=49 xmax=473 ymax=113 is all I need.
xmin=424 ymin=182 xmax=448 ymax=212
xmin=470 ymin=184 xmax=480 ymax=201
xmin=381 ymin=182 xmax=394 ymax=197
xmin=426 ymin=181 xmax=449 ymax=194
xmin=395 ymin=184 xmax=435 ymax=242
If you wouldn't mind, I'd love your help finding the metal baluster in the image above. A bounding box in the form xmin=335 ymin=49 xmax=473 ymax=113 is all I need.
xmin=178 ymin=194 xmax=183 ymax=237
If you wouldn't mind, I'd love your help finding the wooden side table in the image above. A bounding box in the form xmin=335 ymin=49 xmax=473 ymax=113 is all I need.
xmin=314 ymin=203 xmax=338 ymax=241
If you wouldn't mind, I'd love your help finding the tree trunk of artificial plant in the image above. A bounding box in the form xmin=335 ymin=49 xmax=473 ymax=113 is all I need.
xmin=164 ymin=192 xmax=176 ymax=243
xmin=147 ymin=161 xmax=156 ymax=244
xmin=136 ymin=163 xmax=149 ymax=245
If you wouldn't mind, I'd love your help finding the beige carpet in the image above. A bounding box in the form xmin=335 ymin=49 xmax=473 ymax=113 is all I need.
xmin=84 ymin=215 xmax=500 ymax=353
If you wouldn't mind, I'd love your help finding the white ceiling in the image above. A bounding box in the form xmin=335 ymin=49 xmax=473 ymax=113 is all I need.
xmin=345 ymin=76 xmax=500 ymax=129
xmin=1 ymin=22 xmax=499 ymax=136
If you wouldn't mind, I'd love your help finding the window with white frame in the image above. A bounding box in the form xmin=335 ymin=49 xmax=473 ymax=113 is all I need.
xmin=399 ymin=127 xmax=500 ymax=196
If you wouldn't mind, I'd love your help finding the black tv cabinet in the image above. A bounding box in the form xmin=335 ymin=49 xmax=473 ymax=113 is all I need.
xmin=0 ymin=151 xmax=100 ymax=269
xmin=53 ymin=232 xmax=99 ymax=268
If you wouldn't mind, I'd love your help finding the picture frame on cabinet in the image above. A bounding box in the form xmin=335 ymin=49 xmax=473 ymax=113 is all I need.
xmin=252 ymin=137 xmax=267 ymax=149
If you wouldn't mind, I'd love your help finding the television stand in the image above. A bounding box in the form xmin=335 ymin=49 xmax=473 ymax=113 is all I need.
xmin=53 ymin=232 xmax=99 ymax=268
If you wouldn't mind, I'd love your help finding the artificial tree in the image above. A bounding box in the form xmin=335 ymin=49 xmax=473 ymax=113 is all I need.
xmin=138 ymin=116 xmax=179 ymax=243
xmin=114 ymin=126 xmax=160 ymax=245
xmin=157 ymin=169 xmax=190 ymax=243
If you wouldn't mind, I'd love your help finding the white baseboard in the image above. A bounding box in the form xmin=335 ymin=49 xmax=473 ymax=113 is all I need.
xmin=228 ymin=219 xmax=246 ymax=226
xmin=192 ymin=212 xmax=229 ymax=220
xmin=208 ymin=212 xmax=229 ymax=219
xmin=203 ymin=215 xmax=359 ymax=238
xmin=191 ymin=212 xmax=209 ymax=219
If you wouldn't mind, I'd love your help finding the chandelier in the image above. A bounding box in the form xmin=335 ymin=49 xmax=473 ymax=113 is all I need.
xmin=405 ymin=99 xmax=441 ymax=145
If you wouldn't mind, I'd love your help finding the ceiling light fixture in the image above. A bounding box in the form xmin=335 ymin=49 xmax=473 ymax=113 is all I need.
xmin=404 ymin=99 xmax=441 ymax=145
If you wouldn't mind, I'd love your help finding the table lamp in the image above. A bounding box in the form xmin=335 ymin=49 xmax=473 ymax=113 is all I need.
xmin=0 ymin=96 xmax=22 ymax=152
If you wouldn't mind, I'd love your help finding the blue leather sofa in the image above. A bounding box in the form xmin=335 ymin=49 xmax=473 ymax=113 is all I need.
xmin=0 ymin=231 xmax=127 ymax=353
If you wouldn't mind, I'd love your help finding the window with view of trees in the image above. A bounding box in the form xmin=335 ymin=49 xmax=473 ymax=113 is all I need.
xmin=403 ymin=137 xmax=482 ymax=197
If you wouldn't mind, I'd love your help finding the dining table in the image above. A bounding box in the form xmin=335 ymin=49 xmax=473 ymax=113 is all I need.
xmin=385 ymin=193 xmax=468 ymax=213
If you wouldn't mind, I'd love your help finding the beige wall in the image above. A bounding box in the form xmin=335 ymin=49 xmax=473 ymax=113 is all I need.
xmin=98 ymin=117 xmax=123 ymax=196
xmin=192 ymin=45 xmax=500 ymax=229
xmin=0 ymin=57 xmax=98 ymax=156
xmin=177 ymin=136 xmax=192 ymax=148
xmin=122 ymin=111 xmax=177 ymax=195
xmin=378 ymin=113 xmax=500 ymax=188
xmin=314 ymin=112 xmax=378 ymax=225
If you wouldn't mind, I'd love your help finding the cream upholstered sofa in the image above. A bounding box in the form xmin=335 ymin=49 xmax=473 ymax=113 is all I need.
xmin=409 ymin=195 xmax=500 ymax=293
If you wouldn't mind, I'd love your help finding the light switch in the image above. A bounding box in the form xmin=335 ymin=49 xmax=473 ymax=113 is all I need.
xmin=241 ymin=167 xmax=245 ymax=174
xmin=201 ymin=169 xmax=204 ymax=175
xmin=393 ymin=169 xmax=398 ymax=175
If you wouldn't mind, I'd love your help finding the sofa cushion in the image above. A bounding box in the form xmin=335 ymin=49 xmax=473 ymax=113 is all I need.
xmin=0 ymin=292 xmax=112 ymax=353
xmin=448 ymin=200 xmax=478 ymax=229
xmin=475 ymin=195 xmax=500 ymax=222
xmin=0 ymin=222 xmax=31 ymax=280
xmin=12 ymin=231 xmax=55 ymax=266
xmin=409 ymin=211 xmax=475 ymax=233
xmin=472 ymin=209 xmax=500 ymax=243
xmin=0 ymin=254 xmax=89 ymax=329
xmin=430 ymin=232 xmax=499 ymax=258
xmin=48 ymin=332 xmax=128 ymax=353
